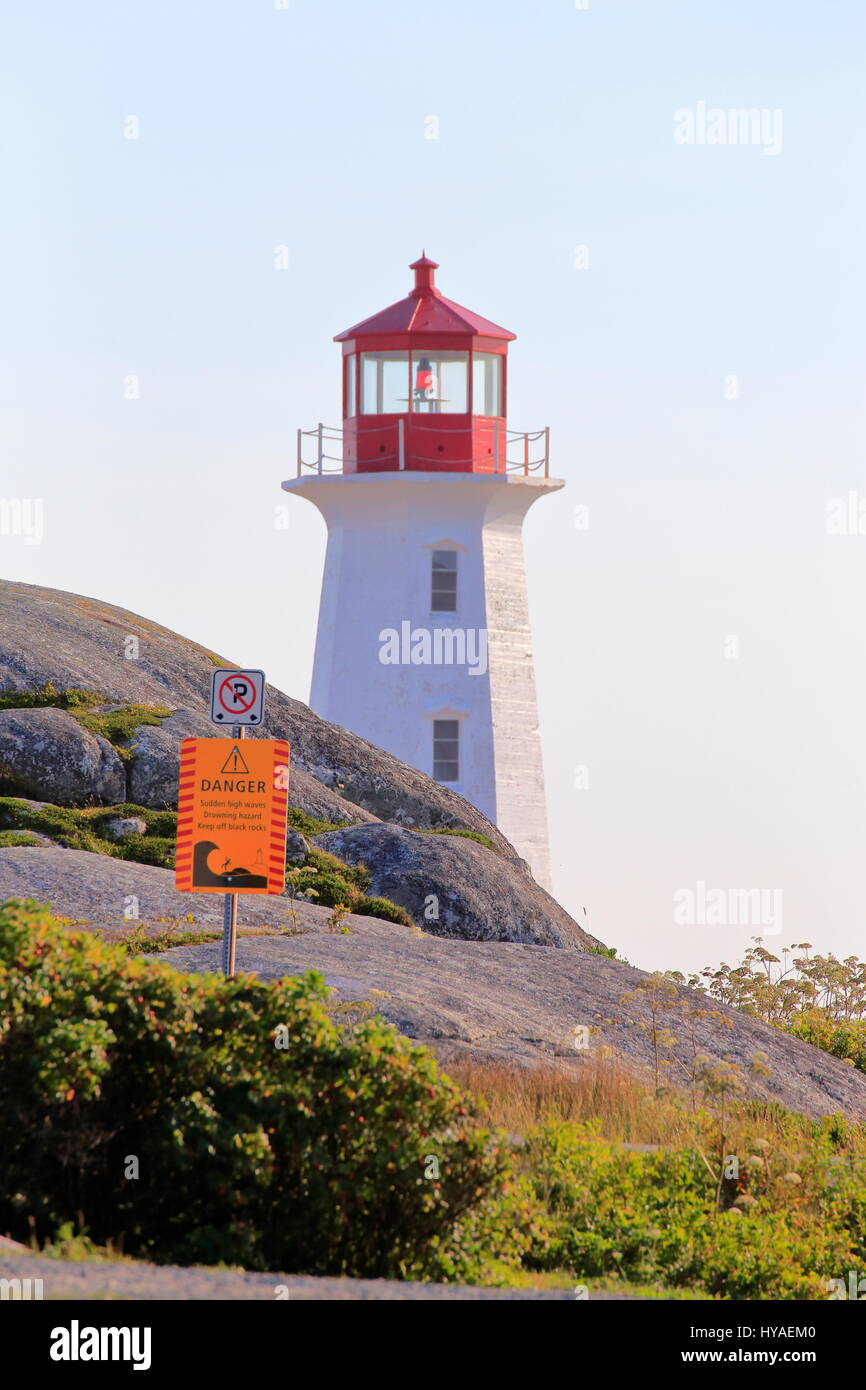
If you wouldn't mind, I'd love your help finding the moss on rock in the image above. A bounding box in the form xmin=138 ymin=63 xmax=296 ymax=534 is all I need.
xmin=71 ymin=704 xmax=173 ymax=763
xmin=285 ymin=807 xmax=350 ymax=837
xmin=0 ymin=830 xmax=44 ymax=848
xmin=0 ymin=798 xmax=174 ymax=868
xmin=416 ymin=826 xmax=499 ymax=852
xmin=0 ymin=682 xmax=103 ymax=711
xmin=0 ymin=685 xmax=174 ymax=766
xmin=0 ymin=796 xmax=414 ymax=928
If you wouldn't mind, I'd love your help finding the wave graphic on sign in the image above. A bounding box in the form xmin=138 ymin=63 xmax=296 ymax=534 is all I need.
xmin=191 ymin=840 xmax=268 ymax=889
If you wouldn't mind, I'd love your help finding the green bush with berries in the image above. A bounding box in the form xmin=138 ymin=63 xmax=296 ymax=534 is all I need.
xmin=0 ymin=898 xmax=520 ymax=1278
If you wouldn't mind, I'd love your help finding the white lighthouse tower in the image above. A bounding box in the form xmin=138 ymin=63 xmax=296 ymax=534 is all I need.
xmin=283 ymin=255 xmax=562 ymax=889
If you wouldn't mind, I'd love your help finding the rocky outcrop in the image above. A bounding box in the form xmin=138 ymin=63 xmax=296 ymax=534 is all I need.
xmin=0 ymin=708 xmax=126 ymax=806
xmin=1 ymin=847 xmax=863 ymax=1121
xmin=313 ymin=823 xmax=598 ymax=949
xmin=0 ymin=846 xmax=296 ymax=933
xmin=166 ymin=929 xmax=866 ymax=1123
xmin=0 ymin=581 xmax=595 ymax=952
xmin=0 ymin=581 xmax=513 ymax=850
xmin=0 ymin=583 xmax=223 ymax=710
xmin=285 ymin=830 xmax=311 ymax=863
xmin=124 ymin=707 xmax=378 ymax=825
xmin=124 ymin=711 xmax=198 ymax=809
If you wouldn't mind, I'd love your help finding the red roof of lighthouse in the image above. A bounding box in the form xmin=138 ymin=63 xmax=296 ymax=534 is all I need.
xmin=334 ymin=254 xmax=516 ymax=342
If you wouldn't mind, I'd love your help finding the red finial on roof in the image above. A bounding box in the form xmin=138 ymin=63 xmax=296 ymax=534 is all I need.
xmin=410 ymin=252 xmax=439 ymax=296
xmin=334 ymin=254 xmax=514 ymax=342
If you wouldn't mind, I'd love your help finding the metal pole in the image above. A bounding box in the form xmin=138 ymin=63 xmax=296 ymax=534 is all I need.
xmin=523 ymin=431 xmax=529 ymax=477
xmin=544 ymin=426 xmax=550 ymax=477
xmin=493 ymin=425 xmax=499 ymax=473
xmin=398 ymin=418 xmax=405 ymax=471
xmin=317 ymin=422 xmax=324 ymax=475
xmin=296 ymin=428 xmax=302 ymax=477
xmin=222 ymin=723 xmax=243 ymax=978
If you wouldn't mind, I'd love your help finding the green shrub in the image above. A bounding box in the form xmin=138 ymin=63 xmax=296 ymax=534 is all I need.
xmin=818 ymin=1154 xmax=866 ymax=1268
xmin=0 ymin=799 xmax=102 ymax=850
xmin=524 ymin=1123 xmax=711 ymax=1284
xmin=0 ymin=799 xmax=176 ymax=868
xmin=295 ymin=851 xmax=410 ymax=927
xmin=88 ymin=805 xmax=178 ymax=840
xmin=521 ymin=1121 xmax=859 ymax=1299
xmin=285 ymin=808 xmax=349 ymax=836
xmin=302 ymin=868 xmax=360 ymax=910
xmin=105 ymin=833 xmax=176 ymax=869
xmin=299 ymin=848 xmax=367 ymax=910
xmin=0 ymin=682 xmax=102 ymax=711
xmin=358 ymin=896 xmax=414 ymax=927
xmin=692 ymin=1210 xmax=852 ymax=1299
xmin=40 ymin=1219 xmax=127 ymax=1263
xmin=787 ymin=1011 xmax=866 ymax=1074
xmin=0 ymin=898 xmax=517 ymax=1279
xmin=304 ymin=847 xmax=370 ymax=893
xmin=588 ymin=945 xmax=631 ymax=964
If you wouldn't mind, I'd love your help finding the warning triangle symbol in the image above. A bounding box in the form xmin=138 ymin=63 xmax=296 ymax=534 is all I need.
xmin=220 ymin=746 xmax=250 ymax=776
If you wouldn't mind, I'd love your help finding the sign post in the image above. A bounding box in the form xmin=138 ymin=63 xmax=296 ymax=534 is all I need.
xmin=175 ymin=670 xmax=289 ymax=978
xmin=222 ymin=721 xmax=242 ymax=977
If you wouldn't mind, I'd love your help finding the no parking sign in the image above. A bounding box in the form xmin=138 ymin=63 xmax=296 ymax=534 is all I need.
xmin=210 ymin=668 xmax=266 ymax=726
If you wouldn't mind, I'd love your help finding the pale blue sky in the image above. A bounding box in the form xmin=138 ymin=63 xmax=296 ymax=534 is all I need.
xmin=3 ymin=0 xmax=865 ymax=971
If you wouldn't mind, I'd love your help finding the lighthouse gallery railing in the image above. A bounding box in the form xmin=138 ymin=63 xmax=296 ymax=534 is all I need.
xmin=295 ymin=420 xmax=550 ymax=477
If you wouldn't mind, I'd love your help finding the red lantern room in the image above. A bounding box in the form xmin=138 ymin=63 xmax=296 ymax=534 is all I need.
xmin=334 ymin=254 xmax=516 ymax=474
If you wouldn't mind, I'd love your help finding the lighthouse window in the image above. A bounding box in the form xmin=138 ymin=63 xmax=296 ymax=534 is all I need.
xmin=345 ymin=354 xmax=356 ymax=417
xmin=433 ymin=720 xmax=460 ymax=783
xmin=410 ymin=350 xmax=468 ymax=414
xmin=472 ymin=353 xmax=502 ymax=417
xmin=360 ymin=351 xmax=409 ymax=415
xmin=431 ymin=549 xmax=458 ymax=612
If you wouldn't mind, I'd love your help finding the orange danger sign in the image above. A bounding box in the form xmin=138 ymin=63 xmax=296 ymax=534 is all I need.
xmin=175 ymin=738 xmax=289 ymax=895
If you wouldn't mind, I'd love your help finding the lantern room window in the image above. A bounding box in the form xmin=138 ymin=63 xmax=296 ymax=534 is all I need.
xmin=345 ymin=354 xmax=356 ymax=417
xmin=410 ymin=350 xmax=468 ymax=414
xmin=360 ymin=351 xmax=408 ymax=415
xmin=472 ymin=352 xmax=502 ymax=417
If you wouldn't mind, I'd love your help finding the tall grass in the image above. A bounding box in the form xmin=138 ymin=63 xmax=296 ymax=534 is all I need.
xmin=445 ymin=1058 xmax=691 ymax=1143
xmin=446 ymin=1056 xmax=865 ymax=1155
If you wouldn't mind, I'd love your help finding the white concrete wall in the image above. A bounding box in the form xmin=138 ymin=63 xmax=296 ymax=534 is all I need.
xmin=481 ymin=491 xmax=553 ymax=890
xmin=283 ymin=471 xmax=561 ymax=888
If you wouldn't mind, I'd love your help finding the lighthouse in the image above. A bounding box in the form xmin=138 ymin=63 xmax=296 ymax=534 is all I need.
xmin=283 ymin=255 xmax=562 ymax=889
